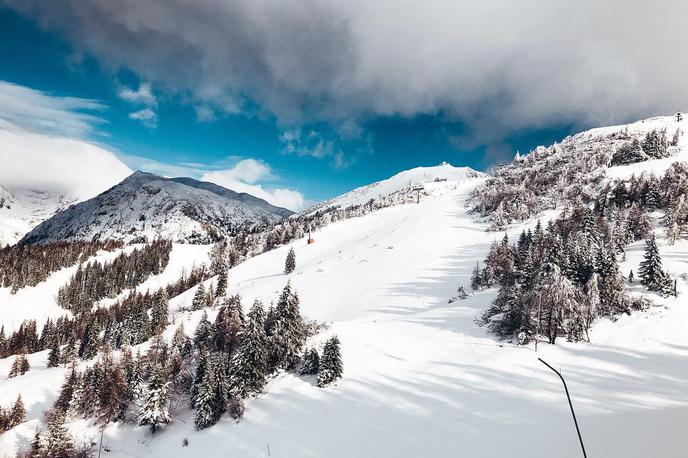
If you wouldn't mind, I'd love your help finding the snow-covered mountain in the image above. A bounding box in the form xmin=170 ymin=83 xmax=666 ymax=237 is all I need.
xmin=3 ymin=116 xmax=688 ymax=458
xmin=307 ymin=162 xmax=485 ymax=213
xmin=20 ymin=171 xmax=293 ymax=245
xmin=0 ymin=186 xmax=77 ymax=247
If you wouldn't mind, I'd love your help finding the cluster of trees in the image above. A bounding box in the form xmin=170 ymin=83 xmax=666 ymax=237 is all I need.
xmin=57 ymin=240 xmax=172 ymax=312
xmin=610 ymin=129 xmax=674 ymax=165
xmin=470 ymin=124 xmax=683 ymax=229
xmin=474 ymin=203 xmax=668 ymax=344
xmin=26 ymin=281 xmax=341 ymax=456
xmin=0 ymin=395 xmax=25 ymax=433
xmin=8 ymin=353 xmax=31 ymax=377
xmin=0 ymin=241 xmax=121 ymax=292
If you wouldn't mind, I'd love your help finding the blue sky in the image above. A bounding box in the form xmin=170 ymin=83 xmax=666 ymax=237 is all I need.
xmin=0 ymin=3 xmax=683 ymax=209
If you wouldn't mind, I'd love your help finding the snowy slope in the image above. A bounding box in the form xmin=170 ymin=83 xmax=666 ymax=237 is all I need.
xmin=21 ymin=171 xmax=293 ymax=245
xmin=0 ymin=186 xmax=77 ymax=247
xmin=3 ymin=173 xmax=687 ymax=457
xmin=307 ymin=162 xmax=485 ymax=213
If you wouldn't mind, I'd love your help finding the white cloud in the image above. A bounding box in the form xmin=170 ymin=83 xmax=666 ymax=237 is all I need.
xmin=0 ymin=121 xmax=131 ymax=200
xmin=118 ymin=82 xmax=157 ymax=106
xmin=119 ymin=82 xmax=158 ymax=127
xmin=201 ymin=159 xmax=306 ymax=211
xmin=0 ymin=81 xmax=132 ymax=199
xmin=128 ymin=108 xmax=158 ymax=128
xmin=0 ymin=80 xmax=104 ymax=138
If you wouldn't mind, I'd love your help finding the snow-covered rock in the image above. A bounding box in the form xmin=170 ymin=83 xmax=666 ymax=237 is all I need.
xmin=21 ymin=171 xmax=293 ymax=245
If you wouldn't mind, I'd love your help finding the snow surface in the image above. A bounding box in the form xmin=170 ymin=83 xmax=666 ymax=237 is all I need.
xmin=306 ymin=162 xmax=486 ymax=213
xmin=2 ymin=173 xmax=687 ymax=457
xmin=0 ymin=186 xmax=76 ymax=247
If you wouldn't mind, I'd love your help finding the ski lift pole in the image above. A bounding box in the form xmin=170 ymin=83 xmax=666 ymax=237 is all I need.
xmin=538 ymin=358 xmax=588 ymax=458
xmin=412 ymin=185 xmax=424 ymax=204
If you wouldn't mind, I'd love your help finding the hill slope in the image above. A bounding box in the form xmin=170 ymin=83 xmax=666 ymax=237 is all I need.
xmin=2 ymin=170 xmax=687 ymax=457
xmin=20 ymin=171 xmax=293 ymax=245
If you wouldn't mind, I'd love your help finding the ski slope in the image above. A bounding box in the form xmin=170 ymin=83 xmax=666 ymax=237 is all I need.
xmin=2 ymin=177 xmax=688 ymax=457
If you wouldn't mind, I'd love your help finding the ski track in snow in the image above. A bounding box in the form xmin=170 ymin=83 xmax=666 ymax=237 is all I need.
xmin=1 ymin=176 xmax=688 ymax=457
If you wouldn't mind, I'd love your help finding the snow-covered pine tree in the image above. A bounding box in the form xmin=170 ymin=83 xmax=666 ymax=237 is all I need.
xmin=284 ymin=247 xmax=296 ymax=274
xmin=194 ymin=363 xmax=218 ymax=430
xmin=216 ymin=270 xmax=228 ymax=299
xmin=194 ymin=312 xmax=212 ymax=350
xmin=47 ymin=341 xmax=60 ymax=368
xmin=192 ymin=283 xmax=207 ymax=311
xmin=138 ymin=365 xmax=171 ymax=435
xmin=8 ymin=394 xmax=25 ymax=428
xmin=60 ymin=336 xmax=77 ymax=366
xmin=229 ymin=300 xmax=268 ymax=398
xmin=79 ymin=321 xmax=100 ymax=359
xmin=97 ymin=350 xmax=128 ymax=425
xmin=300 ymin=348 xmax=320 ymax=375
xmin=38 ymin=411 xmax=75 ymax=457
xmin=269 ymin=282 xmax=306 ymax=370
xmin=54 ymin=366 xmax=78 ymax=414
xmin=317 ymin=336 xmax=343 ymax=387
xmin=470 ymin=262 xmax=482 ymax=291
xmin=638 ymin=234 xmax=673 ymax=295
xmin=150 ymin=290 xmax=169 ymax=335
xmin=191 ymin=350 xmax=209 ymax=407
xmin=535 ymin=264 xmax=578 ymax=344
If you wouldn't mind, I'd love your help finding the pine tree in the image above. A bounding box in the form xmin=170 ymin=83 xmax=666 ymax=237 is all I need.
xmin=97 ymin=350 xmax=128 ymax=425
xmin=60 ymin=336 xmax=77 ymax=366
xmin=194 ymin=358 xmax=222 ymax=430
xmin=300 ymin=348 xmax=320 ymax=375
xmin=8 ymin=394 xmax=25 ymax=428
xmin=317 ymin=336 xmax=343 ymax=387
xmin=638 ymin=234 xmax=672 ymax=295
xmin=269 ymin=282 xmax=306 ymax=370
xmin=79 ymin=322 xmax=100 ymax=360
xmin=284 ymin=247 xmax=296 ymax=274
xmin=192 ymin=283 xmax=207 ymax=311
xmin=47 ymin=341 xmax=60 ymax=368
xmin=38 ymin=411 xmax=75 ymax=457
xmin=470 ymin=262 xmax=482 ymax=291
xmin=229 ymin=300 xmax=268 ymax=398
xmin=150 ymin=290 xmax=169 ymax=335
xmin=138 ymin=365 xmax=171 ymax=435
xmin=54 ymin=367 xmax=78 ymax=414
xmin=216 ymin=271 xmax=228 ymax=299
xmin=194 ymin=312 xmax=212 ymax=350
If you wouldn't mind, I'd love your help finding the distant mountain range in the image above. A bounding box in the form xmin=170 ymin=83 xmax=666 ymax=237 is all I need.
xmin=20 ymin=171 xmax=293 ymax=245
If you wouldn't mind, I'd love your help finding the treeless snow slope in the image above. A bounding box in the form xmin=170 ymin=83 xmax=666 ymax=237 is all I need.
xmin=3 ymin=177 xmax=688 ymax=457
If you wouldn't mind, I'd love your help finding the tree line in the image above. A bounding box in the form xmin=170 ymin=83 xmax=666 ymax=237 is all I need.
xmin=0 ymin=241 xmax=121 ymax=292
xmin=57 ymin=240 xmax=172 ymax=313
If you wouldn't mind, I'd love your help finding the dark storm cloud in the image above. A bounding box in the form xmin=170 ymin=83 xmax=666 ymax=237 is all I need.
xmin=5 ymin=0 xmax=688 ymax=144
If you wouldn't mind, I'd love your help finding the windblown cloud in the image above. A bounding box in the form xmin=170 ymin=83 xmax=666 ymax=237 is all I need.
xmin=4 ymin=0 xmax=688 ymax=146
xmin=0 ymin=80 xmax=104 ymax=138
xmin=0 ymin=81 xmax=131 ymax=199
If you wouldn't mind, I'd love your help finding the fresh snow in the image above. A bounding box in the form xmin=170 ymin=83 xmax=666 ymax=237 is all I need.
xmin=0 ymin=186 xmax=76 ymax=247
xmin=2 ymin=171 xmax=687 ymax=457
xmin=306 ymin=162 xmax=486 ymax=213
